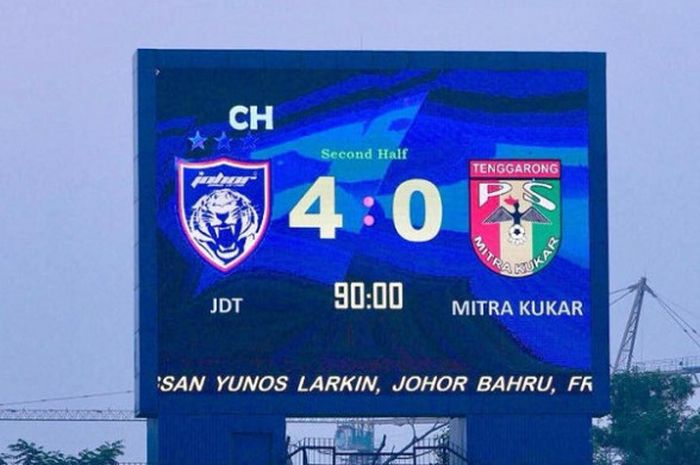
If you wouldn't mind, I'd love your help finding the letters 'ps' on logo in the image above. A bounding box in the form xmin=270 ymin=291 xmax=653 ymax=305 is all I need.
xmin=177 ymin=157 xmax=271 ymax=272
xmin=469 ymin=160 xmax=562 ymax=278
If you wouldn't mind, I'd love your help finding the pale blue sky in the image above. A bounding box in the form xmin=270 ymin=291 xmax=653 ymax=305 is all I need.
xmin=1 ymin=1 xmax=700 ymax=461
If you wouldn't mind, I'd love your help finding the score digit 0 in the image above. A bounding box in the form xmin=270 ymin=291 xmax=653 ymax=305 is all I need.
xmin=289 ymin=177 xmax=443 ymax=242
xmin=392 ymin=179 xmax=442 ymax=242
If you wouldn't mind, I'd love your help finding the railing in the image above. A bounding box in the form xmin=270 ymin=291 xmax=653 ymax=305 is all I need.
xmin=287 ymin=438 xmax=468 ymax=465
xmin=632 ymin=356 xmax=700 ymax=374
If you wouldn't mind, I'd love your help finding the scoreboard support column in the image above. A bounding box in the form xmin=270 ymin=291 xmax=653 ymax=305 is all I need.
xmin=466 ymin=415 xmax=592 ymax=464
xmin=148 ymin=413 xmax=286 ymax=465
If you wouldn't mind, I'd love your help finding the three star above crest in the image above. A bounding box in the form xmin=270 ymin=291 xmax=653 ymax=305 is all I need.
xmin=187 ymin=130 xmax=259 ymax=152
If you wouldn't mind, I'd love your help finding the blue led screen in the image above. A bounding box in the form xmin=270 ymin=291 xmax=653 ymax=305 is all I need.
xmin=136 ymin=50 xmax=609 ymax=416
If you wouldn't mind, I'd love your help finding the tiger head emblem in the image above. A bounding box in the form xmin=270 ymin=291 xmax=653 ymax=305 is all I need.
xmin=187 ymin=188 xmax=261 ymax=265
xmin=178 ymin=157 xmax=270 ymax=272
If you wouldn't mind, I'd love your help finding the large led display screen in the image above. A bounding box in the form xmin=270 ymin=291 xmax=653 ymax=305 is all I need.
xmin=135 ymin=50 xmax=609 ymax=416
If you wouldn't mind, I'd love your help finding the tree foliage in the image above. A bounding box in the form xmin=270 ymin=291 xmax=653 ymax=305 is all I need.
xmin=594 ymin=372 xmax=700 ymax=465
xmin=0 ymin=440 xmax=123 ymax=465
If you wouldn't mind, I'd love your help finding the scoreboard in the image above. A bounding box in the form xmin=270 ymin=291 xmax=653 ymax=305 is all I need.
xmin=135 ymin=50 xmax=609 ymax=417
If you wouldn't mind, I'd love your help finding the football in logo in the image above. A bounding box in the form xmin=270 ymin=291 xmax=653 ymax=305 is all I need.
xmin=177 ymin=157 xmax=271 ymax=272
xmin=469 ymin=160 xmax=561 ymax=278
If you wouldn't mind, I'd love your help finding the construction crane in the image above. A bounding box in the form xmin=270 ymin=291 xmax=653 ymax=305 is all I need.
xmin=614 ymin=277 xmax=655 ymax=372
xmin=613 ymin=277 xmax=700 ymax=385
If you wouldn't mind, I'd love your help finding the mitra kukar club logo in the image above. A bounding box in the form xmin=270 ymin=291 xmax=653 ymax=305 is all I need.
xmin=177 ymin=157 xmax=271 ymax=272
xmin=469 ymin=160 xmax=562 ymax=278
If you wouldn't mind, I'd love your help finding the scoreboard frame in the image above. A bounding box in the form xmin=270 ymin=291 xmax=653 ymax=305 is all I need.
xmin=135 ymin=49 xmax=609 ymax=418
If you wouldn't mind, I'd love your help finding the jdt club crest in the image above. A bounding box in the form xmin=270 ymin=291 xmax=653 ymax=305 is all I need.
xmin=469 ymin=160 xmax=561 ymax=278
xmin=177 ymin=157 xmax=271 ymax=272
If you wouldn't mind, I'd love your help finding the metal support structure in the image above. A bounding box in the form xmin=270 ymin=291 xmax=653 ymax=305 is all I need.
xmin=613 ymin=277 xmax=655 ymax=372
